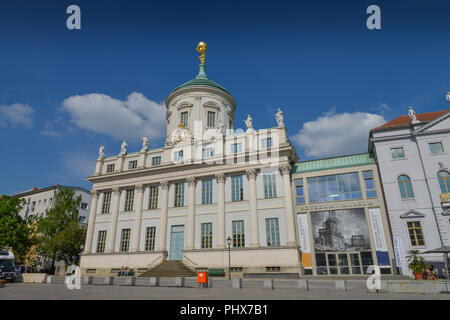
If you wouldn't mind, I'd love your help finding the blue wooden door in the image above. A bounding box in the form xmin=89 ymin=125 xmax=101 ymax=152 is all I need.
xmin=169 ymin=225 xmax=185 ymax=260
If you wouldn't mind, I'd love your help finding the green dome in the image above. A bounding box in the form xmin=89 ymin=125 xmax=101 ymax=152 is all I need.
xmin=171 ymin=64 xmax=230 ymax=95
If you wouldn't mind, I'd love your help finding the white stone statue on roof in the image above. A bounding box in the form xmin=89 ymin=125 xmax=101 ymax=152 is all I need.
xmin=120 ymin=139 xmax=127 ymax=155
xmin=98 ymin=144 xmax=105 ymax=160
xmin=245 ymin=114 xmax=253 ymax=131
xmin=408 ymin=106 xmax=419 ymax=124
xmin=275 ymin=108 xmax=284 ymax=126
xmin=141 ymin=136 xmax=149 ymax=151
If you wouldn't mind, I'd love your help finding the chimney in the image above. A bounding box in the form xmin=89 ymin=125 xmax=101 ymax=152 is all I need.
xmin=32 ymin=187 xmax=38 ymax=191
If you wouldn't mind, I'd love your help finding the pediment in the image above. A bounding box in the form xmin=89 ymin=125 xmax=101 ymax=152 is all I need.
xmin=400 ymin=209 xmax=425 ymax=219
xmin=415 ymin=112 xmax=450 ymax=133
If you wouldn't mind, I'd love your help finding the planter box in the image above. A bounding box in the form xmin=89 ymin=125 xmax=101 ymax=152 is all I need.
xmin=22 ymin=273 xmax=47 ymax=283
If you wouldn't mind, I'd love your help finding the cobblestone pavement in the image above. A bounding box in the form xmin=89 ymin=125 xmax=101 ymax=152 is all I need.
xmin=1 ymin=280 xmax=449 ymax=300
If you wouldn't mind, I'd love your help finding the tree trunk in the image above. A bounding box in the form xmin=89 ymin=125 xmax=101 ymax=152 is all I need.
xmin=51 ymin=255 xmax=56 ymax=275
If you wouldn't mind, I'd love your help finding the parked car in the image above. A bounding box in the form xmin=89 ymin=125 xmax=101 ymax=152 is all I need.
xmin=0 ymin=251 xmax=17 ymax=282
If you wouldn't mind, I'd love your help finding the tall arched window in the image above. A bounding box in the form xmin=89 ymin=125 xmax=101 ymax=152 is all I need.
xmin=438 ymin=171 xmax=450 ymax=194
xmin=398 ymin=175 xmax=414 ymax=199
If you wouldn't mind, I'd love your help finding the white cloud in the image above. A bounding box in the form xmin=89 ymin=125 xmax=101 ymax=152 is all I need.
xmin=62 ymin=92 xmax=166 ymax=141
xmin=0 ymin=103 xmax=35 ymax=128
xmin=291 ymin=109 xmax=386 ymax=158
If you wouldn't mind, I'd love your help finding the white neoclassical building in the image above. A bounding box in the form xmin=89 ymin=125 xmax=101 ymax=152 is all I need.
xmin=369 ymin=106 xmax=450 ymax=277
xmin=80 ymin=43 xmax=301 ymax=277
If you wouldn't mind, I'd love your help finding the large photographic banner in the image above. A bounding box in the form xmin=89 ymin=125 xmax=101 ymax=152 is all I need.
xmin=311 ymin=208 xmax=370 ymax=252
xmin=297 ymin=213 xmax=312 ymax=268
xmin=368 ymin=208 xmax=390 ymax=266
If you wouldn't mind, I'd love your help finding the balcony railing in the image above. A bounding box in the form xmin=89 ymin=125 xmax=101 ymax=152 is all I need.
xmin=440 ymin=193 xmax=450 ymax=205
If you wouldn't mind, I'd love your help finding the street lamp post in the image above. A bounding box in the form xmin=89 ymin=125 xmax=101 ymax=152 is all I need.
xmin=226 ymin=236 xmax=232 ymax=280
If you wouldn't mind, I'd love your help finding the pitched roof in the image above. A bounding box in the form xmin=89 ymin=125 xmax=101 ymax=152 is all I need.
xmin=371 ymin=110 xmax=448 ymax=132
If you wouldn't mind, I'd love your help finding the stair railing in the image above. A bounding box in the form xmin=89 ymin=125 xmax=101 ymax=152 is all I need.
xmin=147 ymin=255 xmax=163 ymax=269
xmin=183 ymin=254 xmax=198 ymax=271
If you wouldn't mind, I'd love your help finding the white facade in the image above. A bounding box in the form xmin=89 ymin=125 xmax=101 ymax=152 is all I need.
xmin=369 ymin=110 xmax=450 ymax=276
xmin=81 ymin=57 xmax=301 ymax=276
xmin=16 ymin=185 xmax=92 ymax=223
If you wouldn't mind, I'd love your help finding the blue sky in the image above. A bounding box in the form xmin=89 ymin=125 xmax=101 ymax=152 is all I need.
xmin=1 ymin=0 xmax=449 ymax=195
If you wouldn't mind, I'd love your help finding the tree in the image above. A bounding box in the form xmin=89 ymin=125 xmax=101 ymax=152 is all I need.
xmin=37 ymin=187 xmax=86 ymax=273
xmin=0 ymin=195 xmax=35 ymax=259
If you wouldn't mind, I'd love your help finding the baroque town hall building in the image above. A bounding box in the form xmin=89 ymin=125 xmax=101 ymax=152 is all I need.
xmin=80 ymin=43 xmax=395 ymax=277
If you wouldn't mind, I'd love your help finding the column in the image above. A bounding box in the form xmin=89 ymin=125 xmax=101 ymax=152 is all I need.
xmin=106 ymin=187 xmax=121 ymax=253
xmin=83 ymin=190 xmax=99 ymax=254
xmin=215 ymin=173 xmax=226 ymax=248
xmin=246 ymin=168 xmax=260 ymax=247
xmin=185 ymin=177 xmax=197 ymax=250
xmin=158 ymin=180 xmax=170 ymax=252
xmin=280 ymin=164 xmax=297 ymax=246
xmin=131 ymin=184 xmax=144 ymax=252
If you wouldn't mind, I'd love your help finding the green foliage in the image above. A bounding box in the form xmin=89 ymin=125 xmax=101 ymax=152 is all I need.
xmin=407 ymin=249 xmax=428 ymax=273
xmin=37 ymin=188 xmax=87 ymax=270
xmin=0 ymin=195 xmax=35 ymax=258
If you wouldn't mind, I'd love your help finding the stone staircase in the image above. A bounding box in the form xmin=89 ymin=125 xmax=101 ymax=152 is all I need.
xmin=139 ymin=260 xmax=196 ymax=278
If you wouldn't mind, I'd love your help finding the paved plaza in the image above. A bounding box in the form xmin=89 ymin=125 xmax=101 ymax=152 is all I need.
xmin=1 ymin=278 xmax=449 ymax=300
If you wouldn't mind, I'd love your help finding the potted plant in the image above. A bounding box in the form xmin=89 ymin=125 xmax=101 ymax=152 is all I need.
xmin=407 ymin=250 xmax=428 ymax=280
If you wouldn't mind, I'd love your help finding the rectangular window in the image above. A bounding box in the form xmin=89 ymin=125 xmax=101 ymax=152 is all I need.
xmin=429 ymin=142 xmax=444 ymax=154
xmin=124 ymin=189 xmax=134 ymax=212
xmin=265 ymin=218 xmax=280 ymax=246
xmin=96 ymin=230 xmax=107 ymax=253
xmin=128 ymin=160 xmax=137 ymax=170
xmin=174 ymin=150 xmax=184 ymax=161
xmin=31 ymin=201 xmax=36 ymax=212
xmin=152 ymin=156 xmax=161 ymax=166
xmin=230 ymin=143 xmax=242 ymax=154
xmin=201 ymin=222 xmax=213 ymax=249
xmin=295 ymin=178 xmax=305 ymax=204
xmin=145 ymin=226 xmax=156 ymax=251
xmin=148 ymin=186 xmax=158 ymax=210
xmin=202 ymin=178 xmax=213 ymax=205
xmin=101 ymin=192 xmax=111 ymax=214
xmin=120 ymin=229 xmax=131 ymax=252
xmin=231 ymin=175 xmax=244 ymax=202
xmin=391 ymin=147 xmax=405 ymax=159
xmin=363 ymin=170 xmax=377 ymax=198
xmin=180 ymin=111 xmax=188 ymax=127
xmin=202 ymin=147 xmax=215 ymax=158
xmin=263 ymin=174 xmax=277 ymax=199
xmin=106 ymin=164 xmax=115 ymax=173
xmin=174 ymin=182 xmax=185 ymax=207
xmin=207 ymin=111 xmax=215 ymax=127
xmin=232 ymin=220 xmax=245 ymax=247
xmin=407 ymin=221 xmax=426 ymax=246
xmin=261 ymin=137 xmax=272 ymax=149
xmin=229 ymin=120 xmax=233 ymax=129
xmin=80 ymin=202 xmax=88 ymax=210
xmin=307 ymin=172 xmax=362 ymax=203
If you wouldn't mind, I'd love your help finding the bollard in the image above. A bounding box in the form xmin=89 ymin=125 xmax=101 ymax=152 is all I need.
xmin=207 ymin=277 xmax=213 ymax=288
xmin=298 ymin=279 xmax=309 ymax=291
xmin=335 ymin=280 xmax=347 ymax=292
xmin=232 ymin=278 xmax=242 ymax=289
xmin=81 ymin=276 xmax=94 ymax=285
xmin=175 ymin=277 xmax=185 ymax=287
xmin=46 ymin=275 xmax=55 ymax=284
xmin=264 ymin=279 xmax=274 ymax=290
xmin=104 ymin=276 xmax=114 ymax=285
xmin=123 ymin=276 xmax=136 ymax=286
xmin=149 ymin=277 xmax=160 ymax=287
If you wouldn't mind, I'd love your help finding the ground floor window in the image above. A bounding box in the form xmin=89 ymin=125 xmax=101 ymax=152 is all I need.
xmin=145 ymin=226 xmax=156 ymax=251
xmin=315 ymin=251 xmax=374 ymax=275
xmin=120 ymin=228 xmax=131 ymax=252
xmin=96 ymin=230 xmax=107 ymax=253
